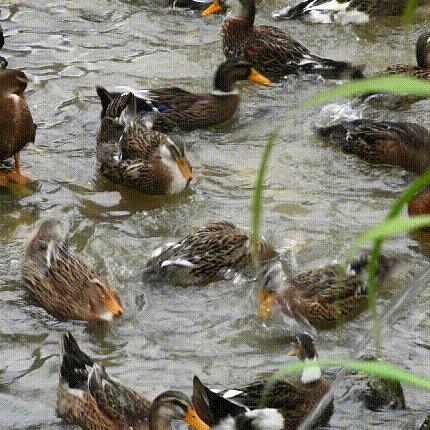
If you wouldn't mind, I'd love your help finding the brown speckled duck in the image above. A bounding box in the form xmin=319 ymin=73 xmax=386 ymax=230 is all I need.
xmin=273 ymin=0 xmax=423 ymax=24
xmin=22 ymin=220 xmax=124 ymax=322
xmin=143 ymin=221 xmax=277 ymax=286
xmin=408 ymin=185 xmax=430 ymax=233
xmin=192 ymin=334 xmax=333 ymax=430
xmin=0 ymin=68 xmax=36 ymax=186
xmin=203 ymin=0 xmax=364 ymax=81
xmin=384 ymin=32 xmax=430 ymax=80
xmin=317 ymin=120 xmax=430 ymax=175
xmin=96 ymin=58 xmax=270 ymax=133
xmin=96 ymin=90 xmax=193 ymax=195
xmin=258 ymin=254 xmax=396 ymax=329
xmin=58 ymin=332 xmax=210 ymax=430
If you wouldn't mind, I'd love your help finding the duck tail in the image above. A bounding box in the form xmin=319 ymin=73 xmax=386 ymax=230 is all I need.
xmin=299 ymin=54 xmax=365 ymax=80
xmin=273 ymin=0 xmax=314 ymax=19
xmin=60 ymin=332 xmax=93 ymax=390
xmin=0 ymin=24 xmax=4 ymax=50
xmin=96 ymin=86 xmax=114 ymax=118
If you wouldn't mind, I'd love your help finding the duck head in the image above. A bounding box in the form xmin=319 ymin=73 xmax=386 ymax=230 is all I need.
xmin=416 ymin=31 xmax=430 ymax=69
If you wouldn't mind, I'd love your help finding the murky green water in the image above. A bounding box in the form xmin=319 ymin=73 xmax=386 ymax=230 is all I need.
xmin=0 ymin=1 xmax=429 ymax=428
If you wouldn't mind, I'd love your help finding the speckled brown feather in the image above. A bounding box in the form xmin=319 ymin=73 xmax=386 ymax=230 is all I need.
xmin=96 ymin=93 xmax=189 ymax=194
xmin=408 ymin=185 xmax=430 ymax=233
xmin=0 ymin=69 xmax=36 ymax=161
xmin=22 ymin=220 xmax=123 ymax=321
xmin=144 ymin=221 xmax=277 ymax=286
xmin=317 ymin=120 xmax=430 ymax=175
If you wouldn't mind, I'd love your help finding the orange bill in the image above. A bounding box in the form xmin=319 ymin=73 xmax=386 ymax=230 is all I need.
xmin=176 ymin=156 xmax=193 ymax=182
xmin=258 ymin=290 xmax=276 ymax=318
xmin=248 ymin=68 xmax=272 ymax=86
xmin=202 ymin=0 xmax=223 ymax=16
xmin=184 ymin=408 xmax=211 ymax=430
xmin=105 ymin=294 xmax=124 ymax=317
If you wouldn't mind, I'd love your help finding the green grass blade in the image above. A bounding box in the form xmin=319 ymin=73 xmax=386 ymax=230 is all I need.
xmin=348 ymin=216 xmax=430 ymax=258
xmin=388 ymin=168 xmax=430 ymax=219
xmin=402 ymin=0 xmax=418 ymax=26
xmin=250 ymin=130 xmax=279 ymax=265
xmin=260 ymin=358 xmax=430 ymax=406
xmin=303 ymin=75 xmax=430 ymax=107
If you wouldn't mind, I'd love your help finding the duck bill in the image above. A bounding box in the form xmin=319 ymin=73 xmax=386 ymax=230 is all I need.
xmin=288 ymin=345 xmax=300 ymax=357
xmin=202 ymin=0 xmax=223 ymax=16
xmin=105 ymin=295 xmax=124 ymax=317
xmin=184 ymin=408 xmax=211 ymax=430
xmin=258 ymin=290 xmax=275 ymax=318
xmin=176 ymin=156 xmax=193 ymax=184
xmin=248 ymin=68 xmax=272 ymax=86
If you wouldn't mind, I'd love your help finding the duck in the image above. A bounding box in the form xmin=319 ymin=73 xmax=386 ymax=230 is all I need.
xmin=96 ymin=90 xmax=193 ymax=195
xmin=272 ymin=0 xmax=419 ymax=24
xmin=0 ymin=68 xmax=36 ymax=186
xmin=316 ymin=119 xmax=430 ymax=175
xmin=383 ymin=32 xmax=430 ymax=80
xmin=142 ymin=221 xmax=277 ymax=286
xmin=0 ymin=24 xmax=7 ymax=68
xmin=192 ymin=334 xmax=333 ymax=429
xmin=58 ymin=332 xmax=211 ymax=430
xmin=21 ymin=219 xmax=124 ymax=322
xmin=96 ymin=58 xmax=271 ymax=133
xmin=202 ymin=0 xmax=364 ymax=81
xmin=408 ymin=184 xmax=430 ymax=233
xmin=258 ymin=253 xmax=396 ymax=329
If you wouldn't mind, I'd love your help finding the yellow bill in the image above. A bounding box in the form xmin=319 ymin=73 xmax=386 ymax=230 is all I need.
xmin=184 ymin=408 xmax=211 ymax=430
xmin=176 ymin=156 xmax=193 ymax=182
xmin=248 ymin=68 xmax=272 ymax=86
xmin=258 ymin=290 xmax=276 ymax=318
xmin=202 ymin=0 xmax=223 ymax=16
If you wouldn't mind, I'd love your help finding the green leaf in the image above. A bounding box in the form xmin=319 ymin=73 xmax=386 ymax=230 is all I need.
xmin=250 ymin=130 xmax=278 ymax=265
xmin=260 ymin=358 xmax=430 ymax=406
xmin=348 ymin=216 xmax=430 ymax=258
xmin=303 ymin=75 xmax=430 ymax=107
xmin=402 ymin=0 xmax=418 ymax=26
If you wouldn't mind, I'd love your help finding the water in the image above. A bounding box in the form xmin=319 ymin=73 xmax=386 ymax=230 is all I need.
xmin=0 ymin=1 xmax=429 ymax=428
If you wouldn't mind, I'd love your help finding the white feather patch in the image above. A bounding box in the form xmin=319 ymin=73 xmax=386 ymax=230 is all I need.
xmin=46 ymin=241 xmax=56 ymax=269
xmin=222 ymin=389 xmax=244 ymax=398
xmin=301 ymin=359 xmax=322 ymax=384
xmin=99 ymin=311 xmax=114 ymax=321
xmin=245 ymin=409 xmax=284 ymax=430
xmin=161 ymin=259 xmax=196 ymax=268
xmin=67 ymin=388 xmax=85 ymax=398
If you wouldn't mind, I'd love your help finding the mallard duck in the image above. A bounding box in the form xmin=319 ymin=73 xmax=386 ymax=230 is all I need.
xmin=193 ymin=334 xmax=333 ymax=429
xmin=258 ymin=253 xmax=396 ymax=329
xmin=21 ymin=220 xmax=124 ymax=322
xmin=316 ymin=120 xmax=430 ymax=175
xmin=383 ymin=32 xmax=430 ymax=80
xmin=96 ymin=90 xmax=193 ymax=194
xmin=408 ymin=185 xmax=430 ymax=232
xmin=96 ymin=58 xmax=271 ymax=133
xmin=58 ymin=332 xmax=210 ymax=430
xmin=142 ymin=220 xmax=277 ymax=286
xmin=202 ymin=0 xmax=364 ymax=81
xmin=273 ymin=0 xmax=418 ymax=24
xmin=0 ymin=68 xmax=35 ymax=186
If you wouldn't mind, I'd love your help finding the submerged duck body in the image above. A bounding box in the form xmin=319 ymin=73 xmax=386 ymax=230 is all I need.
xmin=193 ymin=335 xmax=333 ymax=430
xmin=0 ymin=68 xmax=36 ymax=185
xmin=203 ymin=0 xmax=364 ymax=81
xmin=143 ymin=221 xmax=277 ymax=286
xmin=259 ymin=253 xmax=396 ymax=329
xmin=96 ymin=59 xmax=270 ymax=133
xmin=21 ymin=220 xmax=124 ymax=322
xmin=58 ymin=332 xmax=210 ymax=430
xmin=96 ymin=90 xmax=193 ymax=195
xmin=317 ymin=120 xmax=430 ymax=175
xmin=383 ymin=32 xmax=430 ymax=80
xmin=273 ymin=0 xmax=416 ymax=24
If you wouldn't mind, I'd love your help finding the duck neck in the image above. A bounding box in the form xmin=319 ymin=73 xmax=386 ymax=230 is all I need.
xmin=225 ymin=0 xmax=255 ymax=29
xmin=149 ymin=407 xmax=172 ymax=430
